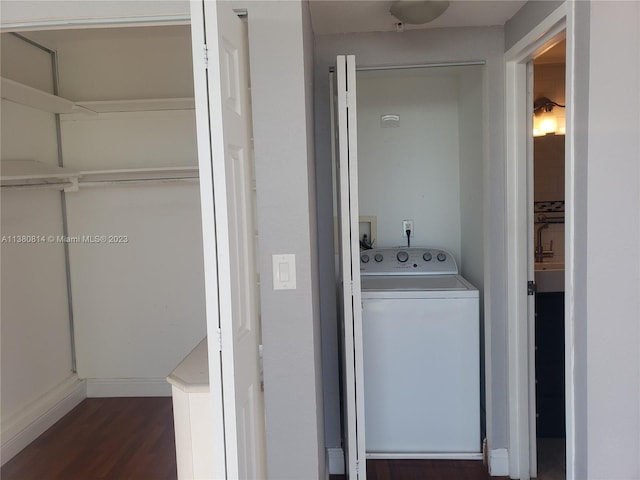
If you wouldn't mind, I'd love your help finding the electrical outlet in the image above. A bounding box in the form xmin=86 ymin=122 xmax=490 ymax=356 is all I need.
xmin=402 ymin=220 xmax=414 ymax=237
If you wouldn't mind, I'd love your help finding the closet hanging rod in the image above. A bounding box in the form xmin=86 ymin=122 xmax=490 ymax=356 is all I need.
xmin=76 ymin=167 xmax=199 ymax=187
xmin=328 ymin=60 xmax=485 ymax=73
xmin=78 ymin=177 xmax=199 ymax=188
xmin=1 ymin=182 xmax=77 ymax=191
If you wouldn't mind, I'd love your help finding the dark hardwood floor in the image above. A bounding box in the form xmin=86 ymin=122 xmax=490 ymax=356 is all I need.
xmin=3 ymin=397 xmax=507 ymax=480
xmin=331 ymin=459 xmax=508 ymax=480
xmin=366 ymin=459 xmax=506 ymax=480
xmin=1 ymin=397 xmax=177 ymax=480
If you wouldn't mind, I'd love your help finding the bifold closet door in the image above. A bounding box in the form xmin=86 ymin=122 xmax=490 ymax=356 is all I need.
xmin=334 ymin=54 xmax=366 ymax=480
xmin=190 ymin=1 xmax=267 ymax=478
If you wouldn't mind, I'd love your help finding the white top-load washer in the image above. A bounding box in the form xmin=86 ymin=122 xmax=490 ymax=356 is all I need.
xmin=360 ymin=247 xmax=481 ymax=459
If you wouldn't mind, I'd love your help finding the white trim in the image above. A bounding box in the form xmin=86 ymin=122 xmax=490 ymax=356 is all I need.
xmin=85 ymin=377 xmax=171 ymax=397
xmin=526 ymin=60 xmax=538 ymax=480
xmin=1 ymin=16 xmax=190 ymax=33
xmin=326 ymin=447 xmax=345 ymax=475
xmin=1 ymin=375 xmax=86 ymax=466
xmin=504 ymin=50 xmax=533 ymax=480
xmin=489 ymin=448 xmax=510 ymax=477
xmin=504 ymin=2 xmax=575 ymax=479
xmin=481 ymin=59 xmax=494 ymax=469
xmin=562 ymin=5 xmax=577 ymax=479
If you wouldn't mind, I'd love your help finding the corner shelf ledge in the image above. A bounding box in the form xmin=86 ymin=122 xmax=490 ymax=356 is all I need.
xmin=1 ymin=77 xmax=86 ymax=114
xmin=2 ymin=77 xmax=195 ymax=115
xmin=167 ymin=338 xmax=209 ymax=394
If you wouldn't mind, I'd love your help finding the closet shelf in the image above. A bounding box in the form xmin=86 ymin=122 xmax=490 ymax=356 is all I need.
xmin=1 ymin=160 xmax=80 ymax=191
xmin=1 ymin=77 xmax=90 ymax=114
xmin=2 ymin=77 xmax=195 ymax=115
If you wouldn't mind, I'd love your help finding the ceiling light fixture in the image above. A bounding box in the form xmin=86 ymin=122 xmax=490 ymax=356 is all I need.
xmin=533 ymin=97 xmax=566 ymax=137
xmin=389 ymin=0 xmax=450 ymax=25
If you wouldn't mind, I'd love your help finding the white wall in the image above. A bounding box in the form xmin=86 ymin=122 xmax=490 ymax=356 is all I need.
xmin=29 ymin=26 xmax=194 ymax=101
xmin=47 ymin=25 xmax=206 ymax=394
xmin=315 ymin=26 xmax=506 ymax=454
xmin=0 ymin=189 xmax=74 ymax=416
xmin=243 ymin=1 xmax=325 ymax=478
xmin=570 ymin=4 xmax=590 ymax=470
xmin=356 ymin=71 xmax=462 ymax=258
xmin=504 ymin=0 xmax=564 ymax=52
xmin=60 ymin=110 xmax=197 ymax=171
xmin=302 ymin=0 xmax=326 ymax=473
xmin=584 ymin=1 xmax=640 ymax=477
xmin=458 ymin=67 xmax=485 ymax=288
xmin=65 ymin=185 xmax=205 ymax=390
xmin=0 ymin=33 xmax=54 ymax=93
xmin=457 ymin=66 xmax=486 ymax=433
xmin=0 ymin=36 xmax=77 ymax=464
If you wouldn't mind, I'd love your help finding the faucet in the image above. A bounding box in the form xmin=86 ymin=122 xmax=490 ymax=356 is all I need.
xmin=535 ymin=221 xmax=554 ymax=262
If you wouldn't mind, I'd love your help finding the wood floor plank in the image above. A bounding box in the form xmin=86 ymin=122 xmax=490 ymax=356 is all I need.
xmin=331 ymin=459 xmax=510 ymax=480
xmin=1 ymin=397 xmax=177 ymax=480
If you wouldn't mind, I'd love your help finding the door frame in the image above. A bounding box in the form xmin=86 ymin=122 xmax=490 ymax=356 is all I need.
xmin=504 ymin=2 xmax=576 ymax=479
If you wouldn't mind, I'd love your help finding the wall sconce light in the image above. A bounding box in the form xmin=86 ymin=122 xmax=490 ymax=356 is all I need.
xmin=389 ymin=1 xmax=450 ymax=25
xmin=533 ymin=97 xmax=566 ymax=137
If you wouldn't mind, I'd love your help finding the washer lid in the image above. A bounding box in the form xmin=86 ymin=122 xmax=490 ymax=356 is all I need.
xmin=361 ymin=274 xmax=475 ymax=292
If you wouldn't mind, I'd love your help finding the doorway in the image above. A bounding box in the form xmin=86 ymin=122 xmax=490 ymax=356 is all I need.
xmin=1 ymin=5 xmax=267 ymax=475
xmin=332 ymin=59 xmax=487 ymax=479
xmin=532 ymin=39 xmax=567 ymax=480
xmin=504 ymin=3 xmax=575 ymax=479
xmin=0 ymin=21 xmax=206 ymax=460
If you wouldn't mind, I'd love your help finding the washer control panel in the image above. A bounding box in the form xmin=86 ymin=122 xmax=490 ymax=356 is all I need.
xmin=360 ymin=247 xmax=458 ymax=276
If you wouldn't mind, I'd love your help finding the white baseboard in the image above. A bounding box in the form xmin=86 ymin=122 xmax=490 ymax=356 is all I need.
xmin=326 ymin=447 xmax=345 ymax=475
xmin=1 ymin=374 xmax=86 ymax=466
xmin=86 ymin=377 xmax=171 ymax=397
xmin=489 ymin=448 xmax=509 ymax=476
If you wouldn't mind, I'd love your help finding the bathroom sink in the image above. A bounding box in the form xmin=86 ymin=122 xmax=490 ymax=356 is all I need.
xmin=534 ymin=262 xmax=564 ymax=271
xmin=535 ymin=263 xmax=564 ymax=292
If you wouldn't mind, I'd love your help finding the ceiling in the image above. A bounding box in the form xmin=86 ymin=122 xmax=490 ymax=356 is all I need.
xmin=535 ymin=39 xmax=566 ymax=64
xmin=309 ymin=0 xmax=527 ymax=35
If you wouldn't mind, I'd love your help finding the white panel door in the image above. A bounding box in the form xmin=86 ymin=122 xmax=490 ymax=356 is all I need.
xmin=190 ymin=2 xmax=266 ymax=479
xmin=335 ymin=54 xmax=366 ymax=479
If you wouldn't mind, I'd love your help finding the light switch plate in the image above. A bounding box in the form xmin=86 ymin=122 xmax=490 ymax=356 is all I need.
xmin=272 ymin=254 xmax=296 ymax=290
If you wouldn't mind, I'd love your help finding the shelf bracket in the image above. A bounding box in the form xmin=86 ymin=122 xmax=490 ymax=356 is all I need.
xmin=63 ymin=177 xmax=79 ymax=193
